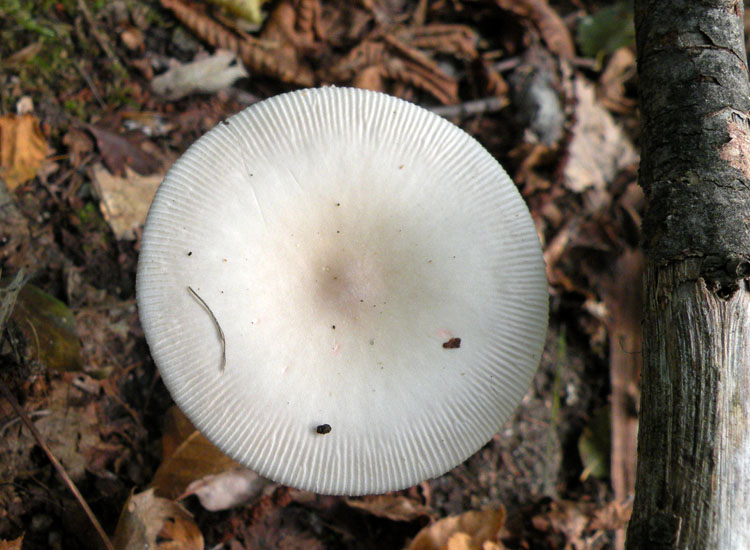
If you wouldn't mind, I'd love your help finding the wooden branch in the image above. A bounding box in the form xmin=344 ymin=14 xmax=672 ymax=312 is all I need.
xmin=627 ymin=1 xmax=750 ymax=548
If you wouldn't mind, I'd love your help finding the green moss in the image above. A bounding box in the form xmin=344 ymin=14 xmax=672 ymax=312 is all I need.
xmin=76 ymin=202 xmax=99 ymax=225
xmin=1 ymin=0 xmax=134 ymax=117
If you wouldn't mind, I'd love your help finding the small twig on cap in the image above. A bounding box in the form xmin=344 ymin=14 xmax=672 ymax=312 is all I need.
xmin=0 ymin=384 xmax=115 ymax=550
xmin=188 ymin=286 xmax=226 ymax=372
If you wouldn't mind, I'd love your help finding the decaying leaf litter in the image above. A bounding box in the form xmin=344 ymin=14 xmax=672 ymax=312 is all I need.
xmin=0 ymin=0 xmax=644 ymax=548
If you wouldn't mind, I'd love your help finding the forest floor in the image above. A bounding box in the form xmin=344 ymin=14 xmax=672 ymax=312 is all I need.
xmin=0 ymin=0 xmax=649 ymax=548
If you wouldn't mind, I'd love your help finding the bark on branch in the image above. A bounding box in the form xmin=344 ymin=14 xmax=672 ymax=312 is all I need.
xmin=627 ymin=1 xmax=750 ymax=548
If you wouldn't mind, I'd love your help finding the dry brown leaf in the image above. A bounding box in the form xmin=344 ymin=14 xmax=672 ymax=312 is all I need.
xmin=120 ymin=26 xmax=146 ymax=51
xmin=408 ymin=508 xmax=506 ymax=550
xmin=0 ymin=377 xmax=106 ymax=482
xmin=495 ymin=0 xmax=575 ymax=60
xmin=563 ymin=78 xmax=638 ymax=198
xmin=531 ymin=500 xmax=589 ymax=549
xmin=599 ymin=48 xmax=637 ymax=114
xmin=87 ymin=124 xmax=161 ymax=176
xmin=90 ymin=163 xmax=162 ymax=240
xmin=0 ymin=113 xmax=49 ymax=190
xmin=63 ymin=127 xmax=95 ymax=168
xmin=151 ymin=406 xmax=244 ymax=500
xmin=0 ymin=536 xmax=23 ymax=550
xmin=112 ymin=489 xmax=203 ymax=550
xmin=346 ymin=494 xmax=433 ymax=522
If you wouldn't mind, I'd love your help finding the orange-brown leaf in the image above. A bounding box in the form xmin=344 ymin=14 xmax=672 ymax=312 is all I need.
xmin=408 ymin=508 xmax=506 ymax=550
xmin=0 ymin=536 xmax=23 ymax=550
xmin=0 ymin=114 xmax=48 ymax=190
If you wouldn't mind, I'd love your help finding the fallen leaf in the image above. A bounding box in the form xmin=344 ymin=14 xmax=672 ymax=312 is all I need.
xmin=9 ymin=283 xmax=83 ymax=372
xmin=112 ymin=489 xmax=203 ymax=550
xmin=90 ymin=163 xmax=162 ymax=240
xmin=120 ymin=26 xmax=145 ymax=51
xmin=151 ymin=51 xmax=248 ymax=100
xmin=563 ymin=78 xmax=638 ymax=197
xmin=206 ymin=0 xmax=270 ymax=24
xmin=531 ymin=500 xmax=588 ymax=549
xmin=1 ymin=378 xmax=106 ymax=482
xmin=0 ymin=113 xmax=49 ymax=190
xmin=62 ymin=127 xmax=95 ymax=168
xmin=495 ymin=0 xmax=575 ymax=60
xmin=408 ymin=508 xmax=506 ymax=550
xmin=346 ymin=494 xmax=433 ymax=523
xmin=599 ymin=48 xmax=637 ymax=114
xmin=0 ymin=536 xmax=23 ymax=550
xmin=151 ymin=406 xmax=246 ymax=500
xmin=87 ymin=125 xmax=161 ymax=176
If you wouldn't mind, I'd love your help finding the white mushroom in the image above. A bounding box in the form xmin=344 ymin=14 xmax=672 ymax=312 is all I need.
xmin=136 ymin=87 xmax=548 ymax=496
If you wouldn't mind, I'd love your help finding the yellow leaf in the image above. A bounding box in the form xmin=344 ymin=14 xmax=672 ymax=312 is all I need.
xmin=9 ymin=283 xmax=83 ymax=372
xmin=408 ymin=508 xmax=506 ymax=550
xmin=151 ymin=406 xmax=242 ymax=500
xmin=0 ymin=535 xmax=24 ymax=550
xmin=0 ymin=114 xmax=48 ymax=190
xmin=205 ymin=0 xmax=269 ymax=24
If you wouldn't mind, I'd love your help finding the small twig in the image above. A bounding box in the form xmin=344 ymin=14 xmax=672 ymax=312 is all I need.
xmin=187 ymin=286 xmax=226 ymax=372
xmin=76 ymin=0 xmax=127 ymax=76
xmin=0 ymin=385 xmax=115 ymax=550
xmin=494 ymin=56 xmax=521 ymax=73
xmin=429 ymin=96 xmax=508 ymax=119
xmin=72 ymin=59 xmax=107 ymax=109
xmin=0 ymin=409 xmax=51 ymax=436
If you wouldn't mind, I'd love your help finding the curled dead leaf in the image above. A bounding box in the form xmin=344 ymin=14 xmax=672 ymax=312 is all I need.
xmin=563 ymin=78 xmax=638 ymax=196
xmin=87 ymin=124 xmax=161 ymax=176
xmin=408 ymin=508 xmax=506 ymax=550
xmin=0 ymin=114 xmax=49 ymax=190
xmin=90 ymin=163 xmax=162 ymax=240
xmin=112 ymin=489 xmax=203 ymax=550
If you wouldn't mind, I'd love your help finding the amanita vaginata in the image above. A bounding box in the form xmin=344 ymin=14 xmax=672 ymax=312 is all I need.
xmin=137 ymin=87 xmax=548 ymax=496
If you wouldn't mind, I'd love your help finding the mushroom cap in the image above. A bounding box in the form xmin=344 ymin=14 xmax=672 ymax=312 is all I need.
xmin=136 ymin=87 xmax=548 ymax=495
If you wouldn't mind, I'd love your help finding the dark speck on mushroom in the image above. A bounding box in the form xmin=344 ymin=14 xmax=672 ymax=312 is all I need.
xmin=187 ymin=251 xmax=192 ymax=256
xmin=316 ymin=424 xmax=332 ymax=434
xmin=221 ymin=120 xmax=230 ymax=126
xmin=442 ymin=337 xmax=461 ymax=349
